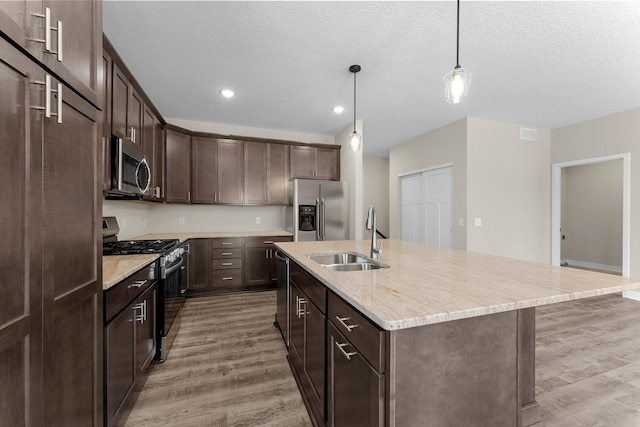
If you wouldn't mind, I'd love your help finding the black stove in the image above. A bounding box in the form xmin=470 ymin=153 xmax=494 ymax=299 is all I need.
xmin=103 ymin=239 xmax=179 ymax=256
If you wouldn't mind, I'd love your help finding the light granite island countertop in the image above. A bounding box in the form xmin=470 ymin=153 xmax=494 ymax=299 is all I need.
xmin=275 ymin=238 xmax=640 ymax=330
xmin=275 ymin=239 xmax=640 ymax=427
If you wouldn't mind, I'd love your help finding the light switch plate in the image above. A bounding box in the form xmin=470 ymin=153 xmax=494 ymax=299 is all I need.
xmin=474 ymin=218 xmax=482 ymax=227
xmin=458 ymin=218 xmax=464 ymax=226
xmin=256 ymin=216 xmax=261 ymax=225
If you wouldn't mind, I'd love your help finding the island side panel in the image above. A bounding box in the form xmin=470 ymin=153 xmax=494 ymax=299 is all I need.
xmin=389 ymin=310 xmax=520 ymax=427
xmin=519 ymin=307 xmax=541 ymax=426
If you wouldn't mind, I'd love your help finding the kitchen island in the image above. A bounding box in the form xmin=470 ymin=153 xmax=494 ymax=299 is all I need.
xmin=275 ymin=239 xmax=640 ymax=427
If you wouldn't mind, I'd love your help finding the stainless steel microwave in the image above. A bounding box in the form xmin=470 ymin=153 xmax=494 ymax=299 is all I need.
xmin=111 ymin=136 xmax=151 ymax=196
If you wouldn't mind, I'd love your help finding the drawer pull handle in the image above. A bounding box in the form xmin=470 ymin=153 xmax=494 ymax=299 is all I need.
xmin=129 ymin=279 xmax=147 ymax=289
xmin=336 ymin=342 xmax=357 ymax=361
xmin=221 ymin=242 xmax=233 ymax=245
xmin=221 ymin=262 xmax=233 ymax=266
xmin=296 ymin=296 xmax=307 ymax=318
xmin=264 ymin=240 xmax=274 ymax=244
xmin=222 ymin=277 xmax=233 ymax=281
xmin=336 ymin=316 xmax=359 ymax=332
xmin=221 ymin=252 xmax=233 ymax=256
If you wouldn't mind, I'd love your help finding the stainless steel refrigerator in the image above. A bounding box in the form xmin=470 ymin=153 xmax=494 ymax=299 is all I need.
xmin=286 ymin=179 xmax=349 ymax=241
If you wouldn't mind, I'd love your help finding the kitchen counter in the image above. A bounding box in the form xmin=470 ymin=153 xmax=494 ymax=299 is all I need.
xmin=103 ymin=254 xmax=159 ymax=290
xmin=133 ymin=230 xmax=292 ymax=243
xmin=275 ymin=239 xmax=640 ymax=331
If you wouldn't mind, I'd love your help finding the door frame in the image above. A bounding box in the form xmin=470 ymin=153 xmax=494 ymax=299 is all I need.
xmin=550 ymin=153 xmax=630 ymax=278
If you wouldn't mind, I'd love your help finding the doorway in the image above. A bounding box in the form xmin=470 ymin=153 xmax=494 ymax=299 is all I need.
xmin=400 ymin=165 xmax=452 ymax=248
xmin=551 ymin=154 xmax=630 ymax=278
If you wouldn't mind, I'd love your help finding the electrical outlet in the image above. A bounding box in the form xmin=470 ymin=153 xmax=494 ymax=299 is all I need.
xmin=256 ymin=216 xmax=261 ymax=225
xmin=458 ymin=218 xmax=464 ymax=226
xmin=178 ymin=217 xmax=186 ymax=226
xmin=474 ymin=218 xmax=482 ymax=227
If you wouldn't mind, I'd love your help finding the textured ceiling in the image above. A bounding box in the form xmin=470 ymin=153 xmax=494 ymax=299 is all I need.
xmin=103 ymin=1 xmax=640 ymax=157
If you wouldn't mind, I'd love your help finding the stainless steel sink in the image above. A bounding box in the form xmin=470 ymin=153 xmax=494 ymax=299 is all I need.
xmin=306 ymin=251 xmax=389 ymax=272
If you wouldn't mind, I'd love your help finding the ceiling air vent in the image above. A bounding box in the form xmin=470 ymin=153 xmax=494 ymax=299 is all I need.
xmin=520 ymin=127 xmax=537 ymax=141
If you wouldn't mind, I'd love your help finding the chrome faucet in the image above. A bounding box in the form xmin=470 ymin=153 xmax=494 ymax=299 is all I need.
xmin=365 ymin=205 xmax=383 ymax=259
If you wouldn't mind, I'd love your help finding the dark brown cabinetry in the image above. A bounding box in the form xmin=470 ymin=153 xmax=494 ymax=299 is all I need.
xmin=192 ymin=137 xmax=243 ymax=205
xmin=165 ymin=128 xmax=192 ymax=203
xmin=0 ymin=14 xmax=102 ymax=425
xmin=288 ymin=262 xmax=327 ymax=424
xmin=104 ymin=262 xmax=157 ymax=427
xmin=111 ymin=62 xmax=142 ymax=144
xmin=244 ymin=236 xmax=293 ymax=286
xmin=290 ymin=145 xmax=340 ymax=181
xmin=244 ymin=142 xmax=289 ymax=205
xmin=189 ymin=239 xmax=213 ymax=292
xmin=0 ymin=0 xmax=101 ymax=106
xmin=142 ymin=104 xmax=164 ymax=201
xmin=211 ymin=238 xmax=244 ymax=291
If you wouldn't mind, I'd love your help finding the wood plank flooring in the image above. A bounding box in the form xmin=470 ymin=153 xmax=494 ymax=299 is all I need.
xmin=124 ymin=291 xmax=640 ymax=427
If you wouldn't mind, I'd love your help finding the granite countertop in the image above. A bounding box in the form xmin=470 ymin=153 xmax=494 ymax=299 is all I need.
xmin=102 ymin=230 xmax=292 ymax=290
xmin=275 ymin=239 xmax=640 ymax=331
xmin=103 ymin=254 xmax=160 ymax=290
xmin=133 ymin=230 xmax=292 ymax=243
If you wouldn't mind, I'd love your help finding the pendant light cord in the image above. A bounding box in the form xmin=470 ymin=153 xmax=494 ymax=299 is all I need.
xmin=456 ymin=0 xmax=460 ymax=67
xmin=353 ymin=70 xmax=357 ymax=133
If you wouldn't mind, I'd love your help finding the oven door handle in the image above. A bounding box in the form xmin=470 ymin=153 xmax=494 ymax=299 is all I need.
xmin=163 ymin=257 xmax=184 ymax=278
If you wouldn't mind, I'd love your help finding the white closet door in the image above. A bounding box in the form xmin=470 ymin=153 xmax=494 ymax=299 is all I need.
xmin=401 ymin=173 xmax=423 ymax=242
xmin=425 ymin=168 xmax=452 ymax=248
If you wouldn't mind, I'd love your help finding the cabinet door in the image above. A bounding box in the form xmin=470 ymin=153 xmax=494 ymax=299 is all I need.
xmin=290 ymin=145 xmax=315 ymax=179
xmin=191 ymin=136 xmax=217 ymax=203
xmin=154 ymin=123 xmax=165 ymax=200
xmin=128 ymin=87 xmax=143 ymax=146
xmin=289 ymin=284 xmax=305 ymax=367
xmin=315 ymin=147 xmax=340 ymax=181
xmin=0 ymin=40 xmax=43 ymax=426
xmin=101 ymin=49 xmax=112 ymax=192
xmin=142 ymin=105 xmax=161 ymax=200
xmin=267 ymin=143 xmax=289 ymax=204
xmin=217 ymin=139 xmax=243 ymax=204
xmin=189 ymin=239 xmax=213 ymax=292
xmin=243 ymin=141 xmax=267 ymax=205
xmin=244 ymin=247 xmax=270 ymax=286
xmin=105 ymin=302 xmax=135 ymax=427
xmin=135 ymin=284 xmax=157 ymax=374
xmin=111 ymin=62 xmax=129 ymax=139
xmin=0 ymin=1 xmax=101 ymax=106
xmin=41 ymin=74 xmax=102 ymax=426
xmin=165 ymin=129 xmax=191 ymax=203
xmin=328 ymin=323 xmax=384 ymax=427
xmin=305 ymin=300 xmax=326 ymax=414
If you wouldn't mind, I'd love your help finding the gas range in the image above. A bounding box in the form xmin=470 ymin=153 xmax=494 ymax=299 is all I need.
xmin=103 ymin=239 xmax=179 ymax=256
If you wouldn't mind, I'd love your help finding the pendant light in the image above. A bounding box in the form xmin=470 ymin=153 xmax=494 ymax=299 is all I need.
xmin=444 ymin=0 xmax=471 ymax=104
xmin=348 ymin=64 xmax=361 ymax=151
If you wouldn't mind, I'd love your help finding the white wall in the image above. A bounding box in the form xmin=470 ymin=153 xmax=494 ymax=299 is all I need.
xmin=466 ymin=118 xmax=551 ymax=263
xmin=389 ymin=119 xmax=468 ymax=250
xmin=551 ymin=107 xmax=640 ymax=275
xmin=338 ymin=121 xmax=364 ymax=240
xmin=363 ymin=157 xmax=390 ymax=238
xmin=103 ymin=200 xmax=153 ymax=239
xmin=561 ymin=160 xmax=623 ymax=270
xmin=167 ymin=118 xmax=335 ymax=145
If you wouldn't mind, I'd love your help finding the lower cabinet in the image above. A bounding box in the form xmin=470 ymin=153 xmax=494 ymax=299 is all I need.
xmin=104 ymin=261 xmax=158 ymax=427
xmin=244 ymin=236 xmax=293 ymax=286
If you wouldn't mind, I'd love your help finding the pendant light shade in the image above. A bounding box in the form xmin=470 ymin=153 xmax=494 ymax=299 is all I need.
xmin=349 ymin=64 xmax=361 ymax=151
xmin=444 ymin=0 xmax=471 ymax=104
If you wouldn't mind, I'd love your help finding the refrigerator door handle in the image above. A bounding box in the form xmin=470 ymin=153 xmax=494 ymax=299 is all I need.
xmin=315 ymin=198 xmax=321 ymax=241
xmin=320 ymin=198 xmax=326 ymax=240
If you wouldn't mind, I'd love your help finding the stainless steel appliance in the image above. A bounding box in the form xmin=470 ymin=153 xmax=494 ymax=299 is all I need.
xmin=287 ymin=179 xmax=349 ymax=241
xmin=110 ymin=136 xmax=151 ymax=196
xmin=274 ymin=250 xmax=290 ymax=346
xmin=102 ymin=217 xmax=188 ymax=362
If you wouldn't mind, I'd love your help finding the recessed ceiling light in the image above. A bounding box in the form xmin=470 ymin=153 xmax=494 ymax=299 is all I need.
xmin=332 ymin=106 xmax=344 ymax=114
xmin=220 ymin=89 xmax=235 ymax=98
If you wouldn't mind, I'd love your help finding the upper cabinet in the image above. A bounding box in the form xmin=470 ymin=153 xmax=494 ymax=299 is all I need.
xmin=142 ymin=105 xmax=164 ymax=201
xmin=290 ymin=145 xmax=340 ymax=181
xmin=244 ymin=142 xmax=289 ymax=205
xmin=192 ymin=137 xmax=243 ymax=205
xmin=111 ymin=62 xmax=142 ymax=144
xmin=0 ymin=0 xmax=101 ymax=106
xmin=165 ymin=128 xmax=192 ymax=203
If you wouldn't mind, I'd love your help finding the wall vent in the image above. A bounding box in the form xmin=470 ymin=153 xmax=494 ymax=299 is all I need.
xmin=520 ymin=127 xmax=537 ymax=141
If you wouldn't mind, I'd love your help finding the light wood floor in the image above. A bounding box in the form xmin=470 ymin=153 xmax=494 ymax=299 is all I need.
xmin=124 ymin=291 xmax=640 ymax=427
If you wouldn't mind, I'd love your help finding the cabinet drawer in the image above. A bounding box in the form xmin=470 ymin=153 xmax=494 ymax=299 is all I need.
xmin=212 ymin=258 xmax=243 ymax=269
xmin=244 ymin=235 xmax=292 ymax=248
xmin=105 ymin=262 xmax=157 ymax=323
xmin=328 ymin=291 xmax=386 ymax=373
xmin=290 ymin=261 xmax=326 ymax=314
xmin=212 ymin=269 xmax=243 ymax=287
xmin=212 ymin=248 xmax=242 ymax=259
xmin=212 ymin=238 xmax=243 ymax=249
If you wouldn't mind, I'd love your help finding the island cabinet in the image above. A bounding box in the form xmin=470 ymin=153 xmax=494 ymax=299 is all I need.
xmin=165 ymin=128 xmax=192 ymax=203
xmin=244 ymin=236 xmax=293 ymax=286
xmin=104 ymin=261 xmax=158 ymax=427
xmin=290 ymin=145 xmax=340 ymax=181
xmin=289 ymin=262 xmax=327 ymax=425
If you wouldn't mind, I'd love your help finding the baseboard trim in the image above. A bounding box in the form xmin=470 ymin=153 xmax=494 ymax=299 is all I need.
xmin=562 ymin=259 xmax=622 ymax=274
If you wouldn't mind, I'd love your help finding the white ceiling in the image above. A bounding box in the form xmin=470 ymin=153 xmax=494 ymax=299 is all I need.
xmin=103 ymin=1 xmax=640 ymax=158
